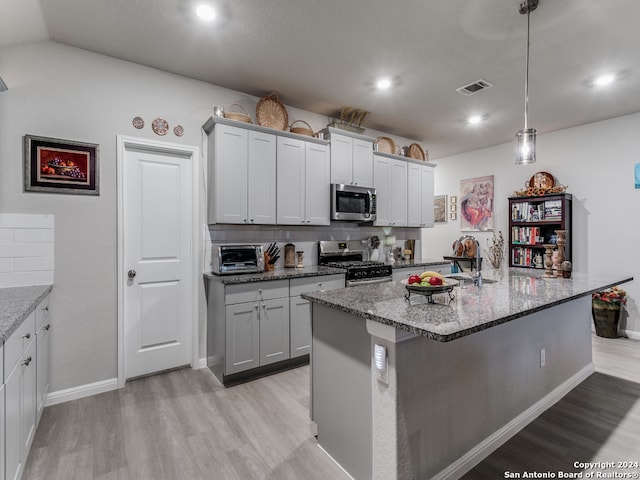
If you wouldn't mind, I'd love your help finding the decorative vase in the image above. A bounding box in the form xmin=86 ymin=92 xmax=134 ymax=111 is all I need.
xmin=542 ymin=244 xmax=555 ymax=278
xmin=555 ymin=230 xmax=567 ymax=277
xmin=592 ymin=299 xmax=622 ymax=338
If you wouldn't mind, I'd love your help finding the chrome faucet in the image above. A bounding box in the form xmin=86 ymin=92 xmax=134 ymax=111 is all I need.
xmin=473 ymin=238 xmax=483 ymax=287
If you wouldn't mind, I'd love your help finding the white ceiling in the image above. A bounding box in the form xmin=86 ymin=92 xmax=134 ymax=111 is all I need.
xmin=2 ymin=0 xmax=640 ymax=159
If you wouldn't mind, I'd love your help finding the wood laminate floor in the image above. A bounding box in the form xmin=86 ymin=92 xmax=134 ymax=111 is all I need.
xmin=24 ymin=335 xmax=640 ymax=480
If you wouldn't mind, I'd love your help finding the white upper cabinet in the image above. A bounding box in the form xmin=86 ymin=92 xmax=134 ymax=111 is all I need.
xmin=304 ymin=142 xmax=331 ymax=225
xmin=420 ymin=165 xmax=435 ymax=228
xmin=374 ymin=155 xmax=408 ymax=227
xmin=407 ymin=163 xmax=435 ymax=228
xmin=374 ymin=152 xmax=435 ymax=228
xmin=373 ymin=155 xmax=391 ymax=226
xmin=407 ymin=162 xmax=423 ymax=227
xmin=276 ymin=137 xmax=306 ymax=224
xmin=329 ymin=131 xmax=374 ymax=188
xmin=277 ymin=137 xmax=330 ymax=226
xmin=209 ymin=123 xmax=276 ymax=225
xmin=248 ymin=131 xmax=277 ymax=225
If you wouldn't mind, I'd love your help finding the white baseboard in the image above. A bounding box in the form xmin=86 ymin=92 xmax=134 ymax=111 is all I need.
xmin=197 ymin=357 xmax=207 ymax=369
xmin=622 ymin=329 xmax=640 ymax=340
xmin=45 ymin=377 xmax=119 ymax=407
xmin=432 ymin=362 xmax=595 ymax=480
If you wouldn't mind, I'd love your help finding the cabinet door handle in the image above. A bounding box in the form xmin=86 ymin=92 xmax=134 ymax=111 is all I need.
xmin=43 ymin=306 xmax=49 ymax=311
xmin=23 ymin=356 xmax=32 ymax=367
xmin=250 ymin=219 xmax=254 ymax=223
xmin=44 ymin=324 xmax=51 ymax=331
xmin=22 ymin=332 xmax=31 ymax=340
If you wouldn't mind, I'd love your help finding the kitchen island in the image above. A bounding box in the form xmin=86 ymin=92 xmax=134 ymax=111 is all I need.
xmin=303 ymin=268 xmax=633 ymax=480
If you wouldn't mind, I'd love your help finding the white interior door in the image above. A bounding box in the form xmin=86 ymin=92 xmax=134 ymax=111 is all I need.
xmin=120 ymin=139 xmax=196 ymax=379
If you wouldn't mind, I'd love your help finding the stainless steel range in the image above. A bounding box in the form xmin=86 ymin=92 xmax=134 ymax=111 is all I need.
xmin=318 ymin=240 xmax=392 ymax=286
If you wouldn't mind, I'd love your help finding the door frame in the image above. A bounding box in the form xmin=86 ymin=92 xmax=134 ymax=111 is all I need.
xmin=116 ymin=135 xmax=200 ymax=387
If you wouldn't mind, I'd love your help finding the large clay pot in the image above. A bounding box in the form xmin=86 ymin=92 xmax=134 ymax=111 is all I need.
xmin=592 ymin=299 xmax=622 ymax=338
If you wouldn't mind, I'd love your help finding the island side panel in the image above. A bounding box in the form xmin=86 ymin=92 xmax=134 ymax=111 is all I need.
xmin=311 ymin=303 xmax=372 ymax=480
xmin=389 ymin=296 xmax=593 ymax=479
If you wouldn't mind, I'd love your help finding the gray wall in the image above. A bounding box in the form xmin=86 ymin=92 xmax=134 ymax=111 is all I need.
xmin=423 ymin=113 xmax=640 ymax=336
xmin=0 ymin=41 xmax=419 ymax=392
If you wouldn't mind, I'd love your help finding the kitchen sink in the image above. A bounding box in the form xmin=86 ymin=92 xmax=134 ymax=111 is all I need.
xmin=444 ymin=274 xmax=498 ymax=284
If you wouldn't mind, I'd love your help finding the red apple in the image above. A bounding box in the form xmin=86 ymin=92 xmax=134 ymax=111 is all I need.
xmin=428 ymin=276 xmax=443 ymax=286
xmin=408 ymin=275 xmax=421 ymax=285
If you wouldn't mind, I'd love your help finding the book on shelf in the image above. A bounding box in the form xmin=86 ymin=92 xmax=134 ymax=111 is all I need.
xmin=511 ymin=201 xmax=544 ymax=222
xmin=511 ymin=225 xmax=541 ymax=244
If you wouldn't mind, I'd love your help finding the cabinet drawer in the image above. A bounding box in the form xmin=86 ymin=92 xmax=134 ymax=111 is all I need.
xmin=5 ymin=310 xmax=36 ymax=377
xmin=225 ymin=279 xmax=289 ymax=305
xmin=289 ymin=275 xmax=345 ymax=296
xmin=35 ymin=295 xmax=50 ymax=330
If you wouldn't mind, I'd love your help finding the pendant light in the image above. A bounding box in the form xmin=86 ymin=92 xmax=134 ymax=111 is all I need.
xmin=515 ymin=0 xmax=539 ymax=165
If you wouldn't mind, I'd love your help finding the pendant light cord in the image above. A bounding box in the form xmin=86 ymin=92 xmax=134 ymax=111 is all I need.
xmin=524 ymin=4 xmax=531 ymax=130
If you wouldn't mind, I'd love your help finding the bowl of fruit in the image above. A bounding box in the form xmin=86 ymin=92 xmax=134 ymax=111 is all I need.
xmin=401 ymin=271 xmax=457 ymax=301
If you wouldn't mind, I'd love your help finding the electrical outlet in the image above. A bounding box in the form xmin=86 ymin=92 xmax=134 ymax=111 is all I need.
xmin=540 ymin=348 xmax=546 ymax=367
xmin=374 ymin=344 xmax=388 ymax=384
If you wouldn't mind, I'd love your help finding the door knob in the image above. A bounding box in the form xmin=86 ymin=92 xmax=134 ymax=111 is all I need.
xmin=128 ymin=269 xmax=136 ymax=279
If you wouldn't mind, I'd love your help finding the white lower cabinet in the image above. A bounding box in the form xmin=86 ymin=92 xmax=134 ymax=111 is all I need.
xmin=35 ymin=322 xmax=50 ymax=424
xmin=289 ymin=297 xmax=312 ymax=358
xmin=3 ymin=294 xmax=50 ymax=480
xmin=224 ymin=280 xmax=290 ymax=375
xmin=208 ymin=275 xmax=345 ymax=383
xmin=0 ymin=382 xmax=4 ymax=480
xmin=259 ymin=298 xmax=290 ymax=366
xmin=5 ymin=337 xmax=35 ymax=480
xmin=289 ymin=275 xmax=345 ymax=358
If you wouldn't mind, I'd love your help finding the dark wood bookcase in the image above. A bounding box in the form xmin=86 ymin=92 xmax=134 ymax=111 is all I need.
xmin=508 ymin=193 xmax=572 ymax=268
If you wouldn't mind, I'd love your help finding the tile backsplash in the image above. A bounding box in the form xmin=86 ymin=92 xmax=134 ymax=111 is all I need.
xmin=204 ymin=223 xmax=422 ymax=271
xmin=0 ymin=214 xmax=54 ymax=287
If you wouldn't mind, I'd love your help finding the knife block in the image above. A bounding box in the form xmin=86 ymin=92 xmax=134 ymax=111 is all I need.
xmin=264 ymin=252 xmax=275 ymax=271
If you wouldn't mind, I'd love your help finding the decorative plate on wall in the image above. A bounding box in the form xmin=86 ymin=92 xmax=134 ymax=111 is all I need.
xmin=174 ymin=125 xmax=184 ymax=137
xmin=151 ymin=118 xmax=169 ymax=136
xmin=132 ymin=117 xmax=144 ymax=129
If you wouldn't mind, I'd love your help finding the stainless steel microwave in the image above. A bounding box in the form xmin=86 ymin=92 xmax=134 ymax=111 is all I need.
xmin=212 ymin=245 xmax=264 ymax=275
xmin=331 ymin=184 xmax=377 ymax=222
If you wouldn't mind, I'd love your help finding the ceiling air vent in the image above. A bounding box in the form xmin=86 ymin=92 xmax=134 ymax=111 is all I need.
xmin=456 ymin=79 xmax=494 ymax=96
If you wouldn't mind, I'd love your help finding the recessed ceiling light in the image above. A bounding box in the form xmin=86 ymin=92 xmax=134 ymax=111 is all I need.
xmin=376 ymin=78 xmax=392 ymax=90
xmin=196 ymin=4 xmax=216 ymax=21
xmin=594 ymin=74 xmax=615 ymax=87
xmin=468 ymin=115 xmax=483 ymax=125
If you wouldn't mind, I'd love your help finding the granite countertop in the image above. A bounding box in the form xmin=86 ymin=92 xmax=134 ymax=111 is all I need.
xmin=0 ymin=285 xmax=53 ymax=343
xmin=302 ymin=268 xmax=633 ymax=342
xmin=204 ymin=265 xmax=345 ymax=285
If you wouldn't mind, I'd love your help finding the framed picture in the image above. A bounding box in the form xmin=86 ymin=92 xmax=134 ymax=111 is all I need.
xmin=24 ymin=135 xmax=99 ymax=195
xmin=450 ymin=195 xmax=457 ymax=204
xmin=450 ymin=212 xmax=457 ymax=221
xmin=434 ymin=194 xmax=447 ymax=223
xmin=459 ymin=175 xmax=494 ymax=231
xmin=450 ymin=204 xmax=457 ymax=213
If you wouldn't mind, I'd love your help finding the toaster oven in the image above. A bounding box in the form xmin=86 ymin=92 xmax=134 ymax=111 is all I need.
xmin=212 ymin=245 xmax=264 ymax=275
